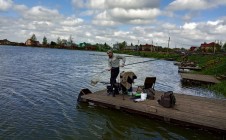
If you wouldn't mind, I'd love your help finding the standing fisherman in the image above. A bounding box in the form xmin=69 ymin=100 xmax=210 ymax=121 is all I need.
xmin=107 ymin=50 xmax=126 ymax=97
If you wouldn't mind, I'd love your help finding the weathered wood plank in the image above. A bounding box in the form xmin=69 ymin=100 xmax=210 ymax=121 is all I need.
xmin=180 ymin=73 xmax=221 ymax=84
xmin=179 ymin=66 xmax=202 ymax=71
xmin=80 ymin=89 xmax=226 ymax=133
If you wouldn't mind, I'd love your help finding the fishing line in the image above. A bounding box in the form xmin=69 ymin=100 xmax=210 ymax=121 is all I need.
xmin=156 ymin=82 xmax=173 ymax=88
xmin=90 ymin=59 xmax=156 ymax=86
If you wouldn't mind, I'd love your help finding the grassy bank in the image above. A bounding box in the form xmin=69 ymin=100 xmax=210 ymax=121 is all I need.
xmin=117 ymin=50 xmax=226 ymax=96
xmin=186 ymin=54 xmax=226 ymax=96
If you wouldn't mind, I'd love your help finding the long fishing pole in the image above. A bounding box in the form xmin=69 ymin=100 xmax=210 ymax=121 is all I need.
xmin=124 ymin=59 xmax=156 ymax=66
xmin=92 ymin=59 xmax=156 ymax=76
xmin=90 ymin=59 xmax=156 ymax=86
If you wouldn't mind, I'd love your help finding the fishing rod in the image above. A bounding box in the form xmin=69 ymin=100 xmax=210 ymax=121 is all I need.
xmin=92 ymin=59 xmax=156 ymax=75
xmin=90 ymin=59 xmax=156 ymax=86
xmin=124 ymin=59 xmax=156 ymax=66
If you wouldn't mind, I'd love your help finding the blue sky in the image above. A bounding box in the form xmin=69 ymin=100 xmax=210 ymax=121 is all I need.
xmin=1 ymin=0 xmax=226 ymax=48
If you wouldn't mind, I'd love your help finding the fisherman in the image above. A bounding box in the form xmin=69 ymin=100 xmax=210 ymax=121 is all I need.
xmin=107 ymin=50 xmax=126 ymax=97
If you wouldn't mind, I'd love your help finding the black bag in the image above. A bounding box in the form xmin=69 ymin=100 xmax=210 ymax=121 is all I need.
xmin=158 ymin=91 xmax=176 ymax=108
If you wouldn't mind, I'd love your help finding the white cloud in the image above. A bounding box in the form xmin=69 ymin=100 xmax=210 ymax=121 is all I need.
xmin=89 ymin=0 xmax=105 ymax=9
xmin=13 ymin=4 xmax=28 ymax=12
xmin=93 ymin=19 xmax=118 ymax=26
xmin=61 ymin=17 xmax=84 ymax=26
xmin=71 ymin=0 xmax=87 ymax=8
xmin=110 ymin=8 xmax=160 ymax=20
xmin=162 ymin=23 xmax=177 ymax=30
xmin=105 ymin=0 xmax=159 ymax=9
xmin=168 ymin=0 xmax=208 ymax=11
xmin=182 ymin=22 xmax=197 ymax=30
xmin=167 ymin=0 xmax=226 ymax=11
xmin=79 ymin=10 xmax=95 ymax=16
xmin=73 ymin=0 xmax=161 ymax=26
xmin=114 ymin=31 xmax=130 ymax=36
xmin=0 ymin=0 xmax=13 ymax=11
xmin=215 ymin=25 xmax=226 ymax=34
xmin=128 ymin=19 xmax=152 ymax=24
xmin=93 ymin=8 xmax=160 ymax=25
xmin=182 ymin=12 xmax=199 ymax=22
xmin=72 ymin=0 xmax=160 ymax=9
xmin=207 ymin=20 xmax=223 ymax=25
xmin=92 ymin=10 xmax=119 ymax=26
xmin=23 ymin=6 xmax=61 ymax=20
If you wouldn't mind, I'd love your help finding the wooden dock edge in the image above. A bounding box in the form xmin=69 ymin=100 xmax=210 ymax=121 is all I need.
xmin=77 ymin=89 xmax=226 ymax=135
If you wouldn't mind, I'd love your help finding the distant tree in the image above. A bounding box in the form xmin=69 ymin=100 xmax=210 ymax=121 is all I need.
xmin=119 ymin=41 xmax=127 ymax=50
xmin=57 ymin=37 xmax=62 ymax=45
xmin=68 ymin=35 xmax=73 ymax=45
xmin=42 ymin=36 xmax=47 ymax=45
xmin=104 ymin=42 xmax=111 ymax=49
xmin=30 ymin=34 xmax=37 ymax=41
xmin=50 ymin=41 xmax=57 ymax=46
xmin=61 ymin=39 xmax=67 ymax=45
xmin=215 ymin=43 xmax=221 ymax=52
xmin=207 ymin=47 xmax=213 ymax=53
xmin=131 ymin=43 xmax=133 ymax=46
xmin=223 ymin=42 xmax=226 ymax=51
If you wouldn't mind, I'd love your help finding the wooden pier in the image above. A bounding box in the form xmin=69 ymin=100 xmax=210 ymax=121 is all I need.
xmin=180 ymin=73 xmax=221 ymax=84
xmin=178 ymin=66 xmax=202 ymax=71
xmin=78 ymin=89 xmax=226 ymax=134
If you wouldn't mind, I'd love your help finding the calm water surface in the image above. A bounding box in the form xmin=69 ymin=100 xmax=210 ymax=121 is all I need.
xmin=0 ymin=46 xmax=224 ymax=139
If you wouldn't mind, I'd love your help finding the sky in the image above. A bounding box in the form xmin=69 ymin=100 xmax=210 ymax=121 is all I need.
xmin=1 ymin=0 xmax=226 ymax=49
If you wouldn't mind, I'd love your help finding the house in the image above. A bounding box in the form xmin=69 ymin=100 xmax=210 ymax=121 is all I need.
xmin=85 ymin=45 xmax=96 ymax=50
xmin=124 ymin=45 xmax=138 ymax=51
xmin=140 ymin=44 xmax=155 ymax=52
xmin=200 ymin=42 xmax=219 ymax=52
xmin=25 ymin=39 xmax=40 ymax=46
xmin=0 ymin=39 xmax=11 ymax=45
xmin=189 ymin=46 xmax=198 ymax=52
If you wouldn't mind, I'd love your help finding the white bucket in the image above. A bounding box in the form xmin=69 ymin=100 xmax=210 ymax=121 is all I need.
xmin=141 ymin=92 xmax=147 ymax=100
xmin=128 ymin=92 xmax=132 ymax=96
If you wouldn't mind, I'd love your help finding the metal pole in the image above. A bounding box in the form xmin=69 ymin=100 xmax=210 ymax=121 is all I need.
xmin=167 ymin=37 xmax=170 ymax=55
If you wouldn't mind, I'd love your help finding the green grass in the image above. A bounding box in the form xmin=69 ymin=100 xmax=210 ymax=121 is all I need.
xmin=208 ymin=81 xmax=226 ymax=95
xmin=187 ymin=54 xmax=226 ymax=76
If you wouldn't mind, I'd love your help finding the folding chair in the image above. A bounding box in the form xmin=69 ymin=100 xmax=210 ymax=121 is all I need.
xmin=137 ymin=77 xmax=156 ymax=99
xmin=143 ymin=77 xmax=156 ymax=90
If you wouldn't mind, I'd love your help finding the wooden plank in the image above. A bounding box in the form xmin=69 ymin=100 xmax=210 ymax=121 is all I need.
xmin=180 ymin=73 xmax=221 ymax=84
xmin=179 ymin=66 xmax=202 ymax=70
xmin=80 ymin=89 xmax=226 ymax=133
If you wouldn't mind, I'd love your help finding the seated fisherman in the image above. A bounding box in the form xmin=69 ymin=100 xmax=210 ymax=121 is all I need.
xmin=120 ymin=71 xmax=137 ymax=94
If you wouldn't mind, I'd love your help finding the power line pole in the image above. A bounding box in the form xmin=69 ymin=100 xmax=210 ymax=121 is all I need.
xmin=167 ymin=37 xmax=170 ymax=54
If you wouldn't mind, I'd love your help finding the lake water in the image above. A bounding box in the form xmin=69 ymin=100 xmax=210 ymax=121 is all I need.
xmin=0 ymin=45 xmax=224 ymax=139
